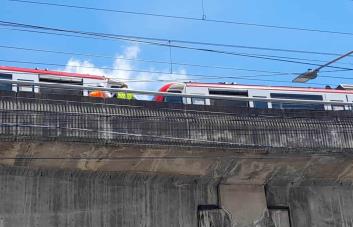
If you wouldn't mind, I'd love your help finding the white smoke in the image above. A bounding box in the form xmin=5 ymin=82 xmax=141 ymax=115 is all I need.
xmin=63 ymin=45 xmax=188 ymax=97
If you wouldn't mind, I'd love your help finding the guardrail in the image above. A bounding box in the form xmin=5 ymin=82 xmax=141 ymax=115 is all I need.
xmin=0 ymin=79 xmax=351 ymax=106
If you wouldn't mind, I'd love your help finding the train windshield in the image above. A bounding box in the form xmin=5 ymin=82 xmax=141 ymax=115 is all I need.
xmin=165 ymin=91 xmax=183 ymax=104
xmin=0 ymin=73 xmax=12 ymax=91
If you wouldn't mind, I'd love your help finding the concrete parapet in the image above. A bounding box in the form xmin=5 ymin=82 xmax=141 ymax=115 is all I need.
xmin=0 ymin=166 xmax=218 ymax=227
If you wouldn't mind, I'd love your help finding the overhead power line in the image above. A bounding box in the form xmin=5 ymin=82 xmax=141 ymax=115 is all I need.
xmin=0 ymin=58 xmax=344 ymax=86
xmin=0 ymin=19 xmax=351 ymax=58
xmin=3 ymin=26 xmax=348 ymax=60
xmin=1 ymin=44 xmax=352 ymax=69
xmin=0 ymin=44 xmax=351 ymax=81
xmin=1 ymin=20 xmax=353 ymax=71
xmin=0 ymin=58 xmax=296 ymax=83
xmin=7 ymin=0 xmax=353 ymax=37
xmin=0 ymin=44 xmax=288 ymax=74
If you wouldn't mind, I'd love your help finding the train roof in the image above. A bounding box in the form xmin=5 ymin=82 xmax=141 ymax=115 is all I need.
xmin=0 ymin=65 xmax=106 ymax=80
xmin=185 ymin=82 xmax=353 ymax=95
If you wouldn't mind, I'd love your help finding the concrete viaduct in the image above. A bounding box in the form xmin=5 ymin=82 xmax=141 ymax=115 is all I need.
xmin=0 ymin=91 xmax=353 ymax=227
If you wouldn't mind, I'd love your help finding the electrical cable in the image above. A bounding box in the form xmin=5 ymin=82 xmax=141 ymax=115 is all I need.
xmin=0 ymin=58 xmax=341 ymax=86
xmin=7 ymin=0 xmax=353 ymax=37
xmin=0 ymin=21 xmax=353 ymax=71
xmin=0 ymin=44 xmax=285 ymax=73
xmin=201 ymin=0 xmax=206 ymax=20
xmin=2 ymin=25 xmax=350 ymax=59
xmin=0 ymin=58 xmax=295 ymax=80
xmin=1 ymin=44 xmax=353 ymax=69
xmin=5 ymin=59 xmax=353 ymax=83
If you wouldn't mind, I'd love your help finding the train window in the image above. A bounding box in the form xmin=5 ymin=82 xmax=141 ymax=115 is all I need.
xmin=253 ymin=96 xmax=268 ymax=109
xmin=209 ymin=90 xmax=248 ymax=96
xmin=270 ymin=93 xmax=324 ymax=110
xmin=254 ymin=101 xmax=268 ymax=109
xmin=39 ymin=75 xmax=83 ymax=96
xmin=209 ymin=89 xmax=249 ymax=108
xmin=0 ymin=73 xmax=12 ymax=91
xmin=17 ymin=79 xmax=34 ymax=92
xmin=192 ymin=98 xmax=206 ymax=105
xmin=164 ymin=91 xmax=183 ymax=104
xmin=332 ymin=105 xmax=345 ymax=111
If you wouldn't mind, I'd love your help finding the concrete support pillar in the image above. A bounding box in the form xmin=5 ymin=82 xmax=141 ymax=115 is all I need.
xmin=219 ymin=184 xmax=274 ymax=227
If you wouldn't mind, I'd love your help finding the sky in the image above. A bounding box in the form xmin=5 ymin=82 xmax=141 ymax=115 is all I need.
xmin=1 ymin=0 xmax=353 ymax=92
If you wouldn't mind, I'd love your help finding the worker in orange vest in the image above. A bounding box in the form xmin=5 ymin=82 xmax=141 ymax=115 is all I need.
xmin=89 ymin=89 xmax=110 ymax=98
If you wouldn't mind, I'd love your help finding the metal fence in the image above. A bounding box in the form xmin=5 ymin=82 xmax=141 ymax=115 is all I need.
xmin=0 ymin=89 xmax=353 ymax=150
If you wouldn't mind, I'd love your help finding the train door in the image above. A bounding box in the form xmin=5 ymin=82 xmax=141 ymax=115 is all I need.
xmin=184 ymin=86 xmax=210 ymax=105
xmin=345 ymin=94 xmax=353 ymax=111
xmin=12 ymin=72 xmax=39 ymax=93
xmin=248 ymin=89 xmax=270 ymax=109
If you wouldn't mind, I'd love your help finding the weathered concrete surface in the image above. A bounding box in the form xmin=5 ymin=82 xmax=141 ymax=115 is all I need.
xmin=0 ymin=142 xmax=352 ymax=227
xmin=220 ymin=185 xmax=273 ymax=227
xmin=269 ymin=210 xmax=290 ymax=227
xmin=289 ymin=186 xmax=353 ymax=227
xmin=0 ymin=92 xmax=353 ymax=226
xmin=0 ymin=166 xmax=218 ymax=227
xmin=267 ymin=183 xmax=353 ymax=227
xmin=198 ymin=208 xmax=232 ymax=227
xmin=0 ymin=142 xmax=353 ymax=184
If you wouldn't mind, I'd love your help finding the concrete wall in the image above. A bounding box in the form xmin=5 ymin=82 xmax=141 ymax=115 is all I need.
xmin=198 ymin=208 xmax=232 ymax=227
xmin=0 ymin=167 xmax=218 ymax=227
xmin=220 ymin=183 xmax=353 ymax=227
xmin=220 ymin=185 xmax=274 ymax=227
xmin=289 ymin=185 xmax=353 ymax=227
xmin=3 ymin=165 xmax=353 ymax=227
xmin=267 ymin=184 xmax=353 ymax=227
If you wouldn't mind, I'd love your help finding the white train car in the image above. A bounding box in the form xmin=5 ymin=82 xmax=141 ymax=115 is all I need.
xmin=0 ymin=65 xmax=108 ymax=96
xmin=155 ymin=82 xmax=353 ymax=111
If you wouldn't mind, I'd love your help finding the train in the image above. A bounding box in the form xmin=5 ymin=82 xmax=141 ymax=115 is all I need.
xmin=0 ymin=65 xmax=125 ymax=96
xmin=1 ymin=65 xmax=353 ymax=111
xmin=154 ymin=82 xmax=353 ymax=111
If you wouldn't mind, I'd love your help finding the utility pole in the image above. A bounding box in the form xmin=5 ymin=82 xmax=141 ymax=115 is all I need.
xmin=293 ymin=50 xmax=353 ymax=83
